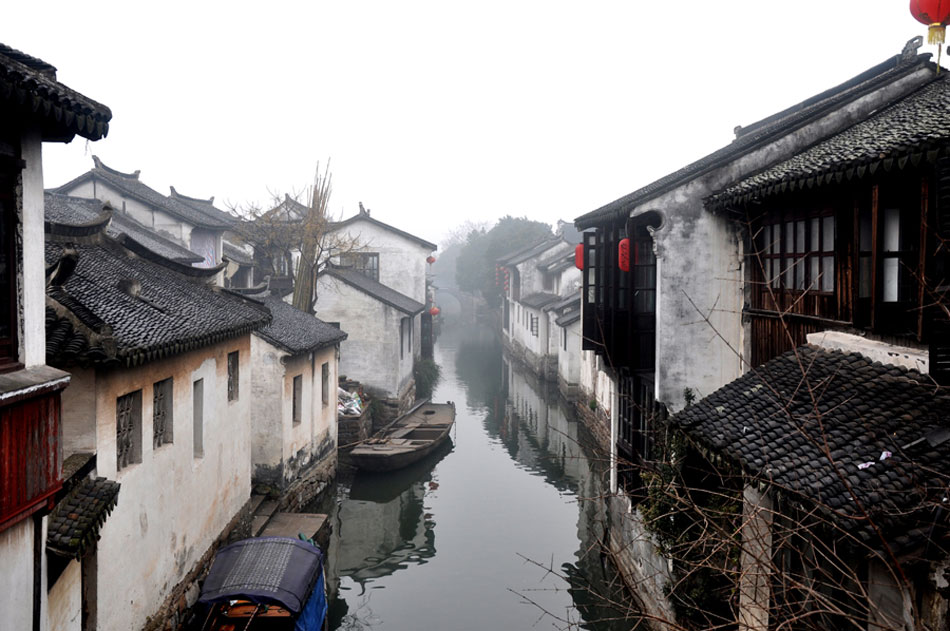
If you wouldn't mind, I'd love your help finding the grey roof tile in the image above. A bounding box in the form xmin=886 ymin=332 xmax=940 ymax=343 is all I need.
xmin=671 ymin=345 xmax=950 ymax=553
xmin=47 ymin=476 xmax=120 ymax=559
xmin=45 ymin=193 xmax=202 ymax=263
xmin=709 ymin=75 xmax=950 ymax=209
xmin=253 ymin=294 xmax=347 ymax=355
xmin=575 ymin=52 xmax=936 ymax=229
xmin=45 ymin=225 xmax=270 ymax=367
xmin=0 ymin=42 xmax=111 ymax=141
xmin=323 ymin=267 xmax=424 ymax=315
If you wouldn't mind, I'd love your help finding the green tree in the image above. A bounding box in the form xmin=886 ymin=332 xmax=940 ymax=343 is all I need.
xmin=455 ymin=216 xmax=552 ymax=307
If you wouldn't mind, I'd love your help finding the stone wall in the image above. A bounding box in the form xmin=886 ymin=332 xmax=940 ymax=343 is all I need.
xmin=143 ymin=498 xmax=254 ymax=631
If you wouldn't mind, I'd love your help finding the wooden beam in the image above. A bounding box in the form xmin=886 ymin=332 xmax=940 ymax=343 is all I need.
xmin=919 ymin=176 xmax=929 ymax=341
xmin=871 ymin=185 xmax=880 ymax=330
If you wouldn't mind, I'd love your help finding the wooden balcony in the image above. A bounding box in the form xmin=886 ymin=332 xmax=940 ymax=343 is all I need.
xmin=0 ymin=365 xmax=69 ymax=532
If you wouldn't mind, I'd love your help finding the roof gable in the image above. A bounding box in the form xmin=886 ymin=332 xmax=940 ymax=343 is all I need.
xmin=322 ymin=266 xmax=424 ymax=315
xmin=575 ymin=48 xmax=937 ymax=229
xmin=335 ymin=209 xmax=437 ymax=251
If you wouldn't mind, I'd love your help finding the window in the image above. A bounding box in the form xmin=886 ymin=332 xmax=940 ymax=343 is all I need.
xmin=408 ymin=316 xmax=413 ymax=352
xmin=340 ymin=252 xmax=379 ymax=281
xmin=760 ymin=215 xmax=835 ymax=293
xmin=322 ymin=362 xmax=330 ymax=406
xmin=227 ymin=351 xmax=239 ymax=401
xmin=117 ymin=390 xmax=143 ymax=470
xmin=193 ymin=379 xmax=204 ymax=458
xmin=561 ymin=327 xmax=568 ymax=351
xmin=153 ymin=377 xmax=173 ymax=448
xmin=292 ymin=375 xmax=302 ymax=425
xmin=400 ymin=318 xmax=406 ymax=359
xmin=530 ymin=314 xmax=539 ymax=337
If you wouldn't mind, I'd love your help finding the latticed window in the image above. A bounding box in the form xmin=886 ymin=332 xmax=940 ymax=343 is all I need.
xmin=322 ymin=362 xmax=330 ymax=406
xmin=227 ymin=351 xmax=239 ymax=401
xmin=153 ymin=377 xmax=173 ymax=448
xmin=339 ymin=252 xmax=379 ymax=281
xmin=116 ymin=390 xmax=142 ymax=471
xmin=760 ymin=215 xmax=835 ymax=293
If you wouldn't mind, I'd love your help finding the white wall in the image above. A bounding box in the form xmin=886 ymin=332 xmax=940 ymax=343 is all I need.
xmin=331 ymin=218 xmax=431 ymax=303
xmin=48 ymin=559 xmax=81 ymax=631
xmin=316 ymin=275 xmax=412 ymax=397
xmin=76 ymin=337 xmax=252 ymax=631
xmin=0 ymin=519 xmax=39 ymax=631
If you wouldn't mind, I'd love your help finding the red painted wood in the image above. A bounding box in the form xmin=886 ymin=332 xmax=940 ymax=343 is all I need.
xmin=0 ymin=391 xmax=62 ymax=532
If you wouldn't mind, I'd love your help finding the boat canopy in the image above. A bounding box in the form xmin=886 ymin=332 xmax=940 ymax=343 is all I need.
xmin=199 ymin=537 xmax=323 ymax=614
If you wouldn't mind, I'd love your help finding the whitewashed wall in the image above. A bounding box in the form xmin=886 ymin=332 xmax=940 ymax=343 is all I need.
xmin=316 ymin=275 xmax=413 ymax=397
xmin=0 ymin=519 xmax=39 ymax=631
xmin=48 ymin=559 xmax=81 ymax=631
xmin=59 ymin=337 xmax=253 ymax=631
xmin=331 ymin=218 xmax=432 ymax=303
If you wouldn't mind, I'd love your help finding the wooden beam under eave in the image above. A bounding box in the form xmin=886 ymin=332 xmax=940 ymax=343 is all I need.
xmin=918 ymin=176 xmax=929 ymax=341
xmin=871 ymin=185 xmax=880 ymax=330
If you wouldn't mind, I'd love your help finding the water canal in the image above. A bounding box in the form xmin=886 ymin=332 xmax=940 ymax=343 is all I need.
xmin=323 ymin=323 xmax=633 ymax=630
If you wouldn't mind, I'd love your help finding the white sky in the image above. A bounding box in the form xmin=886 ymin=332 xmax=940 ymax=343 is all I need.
xmin=5 ymin=1 xmax=932 ymax=246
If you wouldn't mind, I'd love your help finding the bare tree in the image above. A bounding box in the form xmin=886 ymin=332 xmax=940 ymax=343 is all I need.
xmin=231 ymin=161 xmax=359 ymax=314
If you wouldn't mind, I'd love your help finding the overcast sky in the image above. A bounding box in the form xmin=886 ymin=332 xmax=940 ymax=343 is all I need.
xmin=6 ymin=1 xmax=932 ymax=246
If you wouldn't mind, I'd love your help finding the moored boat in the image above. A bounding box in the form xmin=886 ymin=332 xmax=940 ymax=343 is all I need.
xmin=349 ymin=400 xmax=456 ymax=472
xmin=198 ymin=536 xmax=327 ymax=631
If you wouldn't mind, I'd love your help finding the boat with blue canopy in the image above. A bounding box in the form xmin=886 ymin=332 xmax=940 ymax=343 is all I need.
xmin=198 ymin=536 xmax=327 ymax=631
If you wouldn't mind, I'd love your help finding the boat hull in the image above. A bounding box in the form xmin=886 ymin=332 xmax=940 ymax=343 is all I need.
xmin=349 ymin=401 xmax=455 ymax=472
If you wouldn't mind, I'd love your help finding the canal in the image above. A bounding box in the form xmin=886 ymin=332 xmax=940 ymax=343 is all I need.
xmin=324 ymin=323 xmax=632 ymax=630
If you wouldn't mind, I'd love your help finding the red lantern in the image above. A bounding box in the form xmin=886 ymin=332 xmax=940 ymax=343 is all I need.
xmin=911 ymin=0 xmax=950 ymax=46
xmin=429 ymin=306 xmax=440 ymax=316
xmin=574 ymin=243 xmax=584 ymax=270
xmin=618 ymin=238 xmax=630 ymax=272
xmin=426 ymin=255 xmax=436 ymax=264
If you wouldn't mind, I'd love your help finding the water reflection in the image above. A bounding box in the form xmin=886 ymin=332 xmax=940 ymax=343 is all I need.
xmin=326 ymin=323 xmax=634 ymax=630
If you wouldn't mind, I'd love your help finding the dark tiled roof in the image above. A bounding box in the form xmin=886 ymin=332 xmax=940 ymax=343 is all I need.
xmin=45 ymin=227 xmax=270 ymax=368
xmin=672 ymin=345 xmax=950 ymax=553
xmin=708 ymin=75 xmax=950 ymax=211
xmin=54 ymin=157 xmax=231 ymax=230
xmin=335 ymin=209 xmax=437 ymax=250
xmin=323 ymin=267 xmax=424 ymax=315
xmin=223 ymin=240 xmax=253 ymax=265
xmin=169 ymin=186 xmax=238 ymax=226
xmin=499 ymin=237 xmax=562 ymax=266
xmin=253 ymin=294 xmax=347 ymax=355
xmin=520 ymin=292 xmax=560 ymax=309
xmin=47 ymin=476 xmax=120 ymax=559
xmin=45 ymin=193 xmax=202 ymax=263
xmin=45 ymin=305 xmax=115 ymax=367
xmin=575 ymin=52 xmax=936 ymax=229
xmin=539 ymin=252 xmax=575 ymax=275
xmin=0 ymin=43 xmax=111 ymax=141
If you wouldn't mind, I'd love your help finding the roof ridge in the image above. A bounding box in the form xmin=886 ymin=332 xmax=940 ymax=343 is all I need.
xmin=92 ymin=155 xmax=139 ymax=179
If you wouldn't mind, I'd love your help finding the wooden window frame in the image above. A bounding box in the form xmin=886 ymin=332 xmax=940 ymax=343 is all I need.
xmin=321 ymin=362 xmax=330 ymax=406
xmin=117 ymin=390 xmax=143 ymax=471
xmin=760 ymin=212 xmax=836 ymax=295
xmin=0 ymin=139 xmax=23 ymax=373
xmin=292 ymin=374 xmax=302 ymax=426
xmin=340 ymin=252 xmax=379 ymax=282
xmin=227 ymin=351 xmax=239 ymax=401
xmin=152 ymin=377 xmax=173 ymax=448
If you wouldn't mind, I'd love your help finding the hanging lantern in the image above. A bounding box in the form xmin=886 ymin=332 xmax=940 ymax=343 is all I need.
xmin=429 ymin=306 xmax=440 ymax=316
xmin=574 ymin=243 xmax=585 ymax=270
xmin=618 ymin=238 xmax=630 ymax=272
xmin=911 ymin=0 xmax=950 ymax=64
xmin=426 ymin=255 xmax=436 ymax=264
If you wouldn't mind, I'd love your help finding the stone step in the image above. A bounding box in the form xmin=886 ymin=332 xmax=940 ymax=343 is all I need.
xmin=256 ymin=499 xmax=279 ymax=518
xmin=247 ymin=493 xmax=267 ymax=516
xmin=250 ymin=515 xmax=270 ymax=537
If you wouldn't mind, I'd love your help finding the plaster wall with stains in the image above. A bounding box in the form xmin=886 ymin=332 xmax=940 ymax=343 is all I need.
xmin=249 ymin=342 xmax=338 ymax=488
xmin=58 ymin=336 xmax=253 ymax=631
xmin=331 ymin=218 xmax=433 ymax=304
xmin=316 ymin=275 xmax=412 ymax=397
xmin=0 ymin=519 xmax=40 ymax=631
xmin=48 ymin=558 xmax=81 ymax=631
xmin=20 ymin=128 xmax=45 ymax=367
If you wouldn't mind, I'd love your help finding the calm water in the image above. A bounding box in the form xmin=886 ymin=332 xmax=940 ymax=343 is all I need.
xmin=325 ymin=323 xmax=630 ymax=631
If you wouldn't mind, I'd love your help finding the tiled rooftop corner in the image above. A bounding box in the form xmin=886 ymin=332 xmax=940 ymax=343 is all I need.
xmin=806 ymin=330 xmax=929 ymax=374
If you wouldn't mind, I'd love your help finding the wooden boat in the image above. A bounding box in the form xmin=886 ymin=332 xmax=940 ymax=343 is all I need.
xmin=349 ymin=400 xmax=456 ymax=472
xmin=198 ymin=536 xmax=327 ymax=631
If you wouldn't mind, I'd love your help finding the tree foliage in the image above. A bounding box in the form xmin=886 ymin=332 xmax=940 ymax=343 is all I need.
xmin=454 ymin=215 xmax=553 ymax=306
